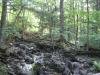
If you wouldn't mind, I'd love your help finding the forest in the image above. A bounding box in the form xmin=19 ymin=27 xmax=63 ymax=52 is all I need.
xmin=0 ymin=0 xmax=100 ymax=75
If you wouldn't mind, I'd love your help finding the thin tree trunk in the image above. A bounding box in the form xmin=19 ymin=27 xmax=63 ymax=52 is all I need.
xmin=96 ymin=0 xmax=100 ymax=10
xmin=75 ymin=14 xmax=79 ymax=47
xmin=13 ymin=6 xmax=23 ymax=25
xmin=86 ymin=0 xmax=89 ymax=50
xmin=0 ymin=0 xmax=8 ymax=43
xmin=59 ymin=0 xmax=65 ymax=41
xmin=94 ymin=0 xmax=100 ymax=33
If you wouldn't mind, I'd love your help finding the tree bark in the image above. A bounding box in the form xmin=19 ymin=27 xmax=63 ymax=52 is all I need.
xmin=0 ymin=0 xmax=8 ymax=43
xmin=96 ymin=0 xmax=100 ymax=10
xmin=59 ymin=0 xmax=65 ymax=42
xmin=60 ymin=0 xmax=64 ymax=34
xmin=86 ymin=0 xmax=89 ymax=50
xmin=94 ymin=0 xmax=100 ymax=33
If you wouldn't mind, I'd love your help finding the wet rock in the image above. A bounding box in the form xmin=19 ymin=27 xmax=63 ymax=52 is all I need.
xmin=6 ymin=46 xmax=19 ymax=56
xmin=39 ymin=66 xmax=49 ymax=75
xmin=27 ymin=43 xmax=36 ymax=49
xmin=50 ymin=54 xmax=65 ymax=72
xmin=19 ymin=44 xmax=29 ymax=50
xmin=5 ymin=42 xmax=98 ymax=75
xmin=72 ymin=62 xmax=81 ymax=70
xmin=25 ymin=55 xmax=34 ymax=64
xmin=87 ymin=72 xmax=93 ymax=75
xmin=65 ymin=59 xmax=73 ymax=70
xmin=63 ymin=67 xmax=71 ymax=75
xmin=83 ymin=62 xmax=90 ymax=69
xmin=34 ymin=53 xmax=44 ymax=64
xmin=79 ymin=69 xmax=88 ymax=75
xmin=8 ymin=65 xmax=16 ymax=75
xmin=21 ymin=63 xmax=32 ymax=75
xmin=93 ymin=73 xmax=100 ymax=75
xmin=73 ymin=68 xmax=80 ymax=74
xmin=8 ymin=59 xmax=32 ymax=75
xmin=39 ymin=66 xmax=62 ymax=75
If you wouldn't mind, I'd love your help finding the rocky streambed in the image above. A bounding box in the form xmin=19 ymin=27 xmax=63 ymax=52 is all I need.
xmin=0 ymin=42 xmax=100 ymax=75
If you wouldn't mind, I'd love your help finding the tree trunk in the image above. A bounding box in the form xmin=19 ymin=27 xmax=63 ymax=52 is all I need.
xmin=96 ymin=0 xmax=100 ymax=10
xmin=86 ymin=0 xmax=89 ymax=50
xmin=59 ymin=0 xmax=65 ymax=42
xmin=75 ymin=14 xmax=79 ymax=47
xmin=0 ymin=0 xmax=8 ymax=43
xmin=94 ymin=0 xmax=100 ymax=34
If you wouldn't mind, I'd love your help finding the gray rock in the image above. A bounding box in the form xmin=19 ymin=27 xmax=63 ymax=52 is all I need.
xmin=79 ymin=69 xmax=88 ymax=75
xmin=34 ymin=53 xmax=44 ymax=64
xmin=93 ymin=73 xmax=100 ymax=75
xmin=25 ymin=55 xmax=33 ymax=64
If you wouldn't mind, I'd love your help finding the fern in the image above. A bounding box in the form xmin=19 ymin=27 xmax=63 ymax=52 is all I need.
xmin=93 ymin=61 xmax=100 ymax=72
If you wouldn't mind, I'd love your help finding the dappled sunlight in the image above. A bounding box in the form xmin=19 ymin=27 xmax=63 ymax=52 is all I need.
xmin=0 ymin=0 xmax=100 ymax=75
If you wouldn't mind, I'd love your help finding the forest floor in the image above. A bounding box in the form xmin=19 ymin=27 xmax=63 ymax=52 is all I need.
xmin=0 ymin=35 xmax=100 ymax=75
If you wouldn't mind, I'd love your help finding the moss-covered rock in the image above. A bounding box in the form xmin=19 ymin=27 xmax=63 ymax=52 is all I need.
xmin=0 ymin=44 xmax=7 ymax=53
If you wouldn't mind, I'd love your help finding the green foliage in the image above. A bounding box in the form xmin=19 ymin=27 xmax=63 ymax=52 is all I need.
xmin=0 ymin=0 xmax=99 ymax=48
xmin=79 ymin=34 xmax=100 ymax=49
xmin=0 ymin=62 xmax=7 ymax=75
xmin=32 ymin=63 xmax=41 ymax=75
xmin=93 ymin=61 xmax=100 ymax=72
xmin=51 ymin=27 xmax=75 ymax=41
xmin=2 ymin=25 xmax=21 ymax=40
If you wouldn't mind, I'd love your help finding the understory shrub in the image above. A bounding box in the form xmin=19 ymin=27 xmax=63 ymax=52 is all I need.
xmin=79 ymin=34 xmax=100 ymax=49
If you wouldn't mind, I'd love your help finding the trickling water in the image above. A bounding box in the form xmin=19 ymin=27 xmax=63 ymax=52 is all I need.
xmin=34 ymin=53 xmax=44 ymax=64
xmin=6 ymin=43 xmax=100 ymax=75
xmin=21 ymin=63 xmax=32 ymax=75
xmin=19 ymin=53 xmax=45 ymax=75
xmin=22 ymin=63 xmax=32 ymax=72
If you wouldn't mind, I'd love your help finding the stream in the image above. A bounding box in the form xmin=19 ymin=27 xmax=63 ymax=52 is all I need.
xmin=3 ymin=42 xmax=100 ymax=75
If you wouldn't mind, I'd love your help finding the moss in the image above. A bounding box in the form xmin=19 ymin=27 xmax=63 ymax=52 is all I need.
xmin=0 ymin=44 xmax=7 ymax=52
xmin=0 ymin=62 xmax=8 ymax=75
xmin=32 ymin=63 xmax=41 ymax=75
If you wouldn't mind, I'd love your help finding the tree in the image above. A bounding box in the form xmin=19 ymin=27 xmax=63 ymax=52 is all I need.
xmin=94 ymin=0 xmax=100 ymax=33
xmin=0 ymin=0 xmax=8 ymax=43
xmin=96 ymin=0 xmax=100 ymax=10
xmin=59 ymin=0 xmax=65 ymax=42
xmin=86 ymin=0 xmax=90 ymax=50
